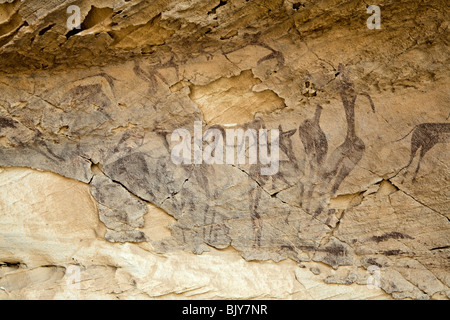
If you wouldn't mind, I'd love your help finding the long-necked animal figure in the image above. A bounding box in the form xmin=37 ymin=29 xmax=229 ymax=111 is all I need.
xmin=298 ymin=104 xmax=328 ymax=211
xmin=397 ymin=123 xmax=450 ymax=182
xmin=299 ymin=104 xmax=328 ymax=171
xmin=312 ymin=64 xmax=375 ymax=217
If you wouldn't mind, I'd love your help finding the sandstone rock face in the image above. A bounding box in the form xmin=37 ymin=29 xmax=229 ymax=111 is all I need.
xmin=0 ymin=0 xmax=449 ymax=300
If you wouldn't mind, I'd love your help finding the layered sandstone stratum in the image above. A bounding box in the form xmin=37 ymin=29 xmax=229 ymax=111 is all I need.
xmin=0 ymin=0 xmax=449 ymax=299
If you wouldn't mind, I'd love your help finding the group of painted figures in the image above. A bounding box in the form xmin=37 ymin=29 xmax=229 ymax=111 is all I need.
xmin=242 ymin=64 xmax=449 ymax=248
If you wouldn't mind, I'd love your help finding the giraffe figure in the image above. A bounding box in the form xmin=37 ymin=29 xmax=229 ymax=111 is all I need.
xmin=266 ymin=124 xmax=298 ymax=188
xmin=133 ymin=57 xmax=179 ymax=94
xmin=279 ymin=124 xmax=299 ymax=169
xmin=222 ymin=32 xmax=285 ymax=68
xmin=397 ymin=123 xmax=450 ymax=182
xmin=312 ymin=64 xmax=375 ymax=217
xmin=298 ymin=104 xmax=328 ymax=211
xmin=299 ymin=104 xmax=328 ymax=169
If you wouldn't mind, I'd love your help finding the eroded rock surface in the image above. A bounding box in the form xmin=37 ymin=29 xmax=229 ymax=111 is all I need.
xmin=0 ymin=0 xmax=449 ymax=299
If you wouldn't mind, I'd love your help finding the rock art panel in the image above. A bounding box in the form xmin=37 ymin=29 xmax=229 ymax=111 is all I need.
xmin=0 ymin=0 xmax=448 ymax=300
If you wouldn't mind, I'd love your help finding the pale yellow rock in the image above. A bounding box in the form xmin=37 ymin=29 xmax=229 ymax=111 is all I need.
xmin=189 ymin=70 xmax=285 ymax=125
xmin=0 ymin=167 xmax=392 ymax=300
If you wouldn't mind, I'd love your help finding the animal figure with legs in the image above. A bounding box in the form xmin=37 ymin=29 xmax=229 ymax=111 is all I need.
xmin=298 ymin=103 xmax=327 ymax=211
xmin=396 ymin=123 xmax=450 ymax=182
xmin=305 ymin=64 xmax=375 ymax=218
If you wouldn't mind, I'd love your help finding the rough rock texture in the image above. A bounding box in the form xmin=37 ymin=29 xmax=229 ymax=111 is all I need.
xmin=0 ymin=0 xmax=449 ymax=299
